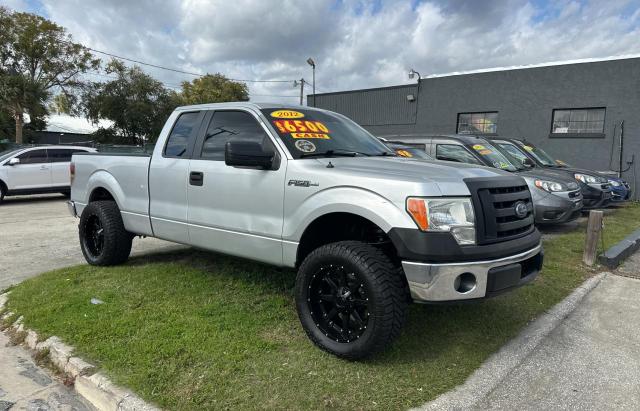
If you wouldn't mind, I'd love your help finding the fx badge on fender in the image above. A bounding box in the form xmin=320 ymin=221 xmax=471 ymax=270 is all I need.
xmin=288 ymin=180 xmax=319 ymax=187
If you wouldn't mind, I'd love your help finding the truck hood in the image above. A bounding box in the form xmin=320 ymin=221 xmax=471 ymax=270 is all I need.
xmin=305 ymin=156 xmax=514 ymax=198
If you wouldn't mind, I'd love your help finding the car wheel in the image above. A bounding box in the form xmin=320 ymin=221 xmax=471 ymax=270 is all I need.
xmin=295 ymin=241 xmax=409 ymax=360
xmin=79 ymin=201 xmax=132 ymax=266
xmin=0 ymin=183 xmax=5 ymax=204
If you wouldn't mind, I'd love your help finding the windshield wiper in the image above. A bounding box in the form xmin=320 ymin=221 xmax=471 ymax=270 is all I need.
xmin=373 ymin=151 xmax=397 ymax=157
xmin=300 ymin=149 xmax=370 ymax=158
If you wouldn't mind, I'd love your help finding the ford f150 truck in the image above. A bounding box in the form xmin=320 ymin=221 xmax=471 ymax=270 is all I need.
xmin=68 ymin=103 xmax=543 ymax=359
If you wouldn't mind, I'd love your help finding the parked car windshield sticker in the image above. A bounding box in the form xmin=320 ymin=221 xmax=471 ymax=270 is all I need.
xmin=493 ymin=161 xmax=510 ymax=169
xmin=270 ymin=110 xmax=304 ymax=119
xmin=273 ymin=119 xmax=330 ymax=134
xmin=295 ymin=139 xmax=316 ymax=153
xmin=395 ymin=149 xmax=413 ymax=157
xmin=478 ymin=149 xmax=492 ymax=155
xmin=524 ymin=145 xmax=534 ymax=152
xmin=472 ymin=144 xmax=485 ymax=150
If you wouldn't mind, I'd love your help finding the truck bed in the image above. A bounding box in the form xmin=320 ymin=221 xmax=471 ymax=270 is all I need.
xmin=71 ymin=152 xmax=153 ymax=235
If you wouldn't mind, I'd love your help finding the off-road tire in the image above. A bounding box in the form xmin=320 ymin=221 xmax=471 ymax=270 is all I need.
xmin=295 ymin=241 xmax=409 ymax=360
xmin=79 ymin=201 xmax=132 ymax=266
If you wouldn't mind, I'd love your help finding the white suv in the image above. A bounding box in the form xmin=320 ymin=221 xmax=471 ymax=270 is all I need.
xmin=0 ymin=145 xmax=95 ymax=203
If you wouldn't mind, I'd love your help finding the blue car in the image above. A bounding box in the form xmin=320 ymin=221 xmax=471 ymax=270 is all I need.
xmin=606 ymin=176 xmax=632 ymax=202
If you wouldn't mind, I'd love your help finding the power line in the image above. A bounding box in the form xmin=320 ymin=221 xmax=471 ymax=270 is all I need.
xmin=74 ymin=42 xmax=293 ymax=83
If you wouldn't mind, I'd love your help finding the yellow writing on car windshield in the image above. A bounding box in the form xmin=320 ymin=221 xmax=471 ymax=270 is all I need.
xmin=472 ymin=144 xmax=485 ymax=150
xmin=478 ymin=149 xmax=492 ymax=155
xmin=524 ymin=145 xmax=534 ymax=152
xmin=270 ymin=110 xmax=304 ymax=119
xmin=396 ymin=149 xmax=413 ymax=158
xmin=291 ymin=133 xmax=330 ymax=139
xmin=273 ymin=120 xmax=330 ymax=134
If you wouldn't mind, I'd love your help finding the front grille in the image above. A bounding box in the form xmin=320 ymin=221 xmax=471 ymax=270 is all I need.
xmin=464 ymin=177 xmax=535 ymax=245
xmin=569 ymin=190 xmax=581 ymax=199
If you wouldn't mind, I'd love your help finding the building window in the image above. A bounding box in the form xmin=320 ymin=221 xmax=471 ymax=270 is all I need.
xmin=457 ymin=112 xmax=498 ymax=134
xmin=551 ymin=108 xmax=605 ymax=135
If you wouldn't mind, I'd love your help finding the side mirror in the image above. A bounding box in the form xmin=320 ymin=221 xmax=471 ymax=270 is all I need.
xmin=8 ymin=157 xmax=20 ymax=166
xmin=522 ymin=157 xmax=535 ymax=168
xmin=225 ymin=140 xmax=275 ymax=169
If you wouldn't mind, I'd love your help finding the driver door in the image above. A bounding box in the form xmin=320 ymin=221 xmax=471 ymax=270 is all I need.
xmin=7 ymin=149 xmax=52 ymax=190
xmin=187 ymin=109 xmax=287 ymax=265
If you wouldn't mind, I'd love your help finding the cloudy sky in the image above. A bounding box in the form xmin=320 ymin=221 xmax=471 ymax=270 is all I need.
xmin=3 ymin=0 xmax=640 ymax=103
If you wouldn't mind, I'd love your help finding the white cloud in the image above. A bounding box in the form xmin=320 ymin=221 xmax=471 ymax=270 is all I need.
xmin=4 ymin=0 xmax=640 ymax=103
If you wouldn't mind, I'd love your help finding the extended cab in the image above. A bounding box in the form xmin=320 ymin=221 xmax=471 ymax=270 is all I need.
xmin=69 ymin=103 xmax=543 ymax=359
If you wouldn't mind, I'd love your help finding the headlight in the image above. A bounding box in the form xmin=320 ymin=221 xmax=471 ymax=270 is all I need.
xmin=574 ymin=173 xmax=599 ymax=184
xmin=534 ymin=180 xmax=564 ymax=192
xmin=406 ymin=197 xmax=476 ymax=245
xmin=609 ymin=179 xmax=621 ymax=187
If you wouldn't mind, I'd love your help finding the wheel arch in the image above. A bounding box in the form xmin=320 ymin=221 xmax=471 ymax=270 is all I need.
xmin=294 ymin=211 xmax=400 ymax=268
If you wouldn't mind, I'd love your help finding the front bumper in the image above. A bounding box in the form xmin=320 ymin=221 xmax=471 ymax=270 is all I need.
xmin=67 ymin=200 xmax=78 ymax=218
xmin=402 ymin=244 xmax=543 ymax=302
xmin=581 ymin=184 xmax=612 ymax=209
xmin=533 ymin=190 xmax=583 ymax=225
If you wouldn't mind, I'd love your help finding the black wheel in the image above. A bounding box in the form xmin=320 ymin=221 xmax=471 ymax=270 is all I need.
xmin=295 ymin=241 xmax=409 ymax=360
xmin=79 ymin=201 xmax=132 ymax=266
xmin=0 ymin=183 xmax=5 ymax=204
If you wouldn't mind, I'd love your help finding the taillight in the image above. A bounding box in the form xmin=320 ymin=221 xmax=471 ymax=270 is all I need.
xmin=70 ymin=162 xmax=75 ymax=185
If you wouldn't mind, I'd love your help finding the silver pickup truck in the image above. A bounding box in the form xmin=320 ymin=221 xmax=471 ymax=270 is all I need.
xmin=69 ymin=102 xmax=543 ymax=359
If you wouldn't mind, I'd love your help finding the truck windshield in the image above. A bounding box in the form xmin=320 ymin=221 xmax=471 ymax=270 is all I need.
xmin=260 ymin=108 xmax=393 ymax=159
xmin=519 ymin=142 xmax=557 ymax=167
xmin=467 ymin=142 xmax=519 ymax=171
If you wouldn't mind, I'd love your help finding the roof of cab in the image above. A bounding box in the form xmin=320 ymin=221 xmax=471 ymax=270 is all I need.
xmin=174 ymin=101 xmax=331 ymax=113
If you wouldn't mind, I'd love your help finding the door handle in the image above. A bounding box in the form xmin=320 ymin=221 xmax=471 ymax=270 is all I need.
xmin=189 ymin=171 xmax=204 ymax=186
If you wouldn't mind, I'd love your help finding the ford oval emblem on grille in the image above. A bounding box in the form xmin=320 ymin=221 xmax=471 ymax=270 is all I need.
xmin=514 ymin=201 xmax=528 ymax=219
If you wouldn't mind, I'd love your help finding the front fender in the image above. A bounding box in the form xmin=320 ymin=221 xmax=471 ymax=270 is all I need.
xmin=283 ymin=186 xmax=416 ymax=242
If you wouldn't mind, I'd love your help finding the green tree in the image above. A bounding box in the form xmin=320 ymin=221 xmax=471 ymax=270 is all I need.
xmin=84 ymin=59 xmax=179 ymax=144
xmin=49 ymin=93 xmax=72 ymax=115
xmin=0 ymin=7 xmax=99 ymax=143
xmin=179 ymin=73 xmax=248 ymax=105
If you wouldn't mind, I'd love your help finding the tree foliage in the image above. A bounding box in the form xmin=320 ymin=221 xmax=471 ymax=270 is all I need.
xmin=84 ymin=60 xmax=180 ymax=144
xmin=179 ymin=73 xmax=249 ymax=105
xmin=0 ymin=7 xmax=99 ymax=142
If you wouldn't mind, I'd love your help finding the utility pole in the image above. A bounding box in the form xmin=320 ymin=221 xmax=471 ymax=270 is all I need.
xmin=293 ymin=78 xmax=305 ymax=106
xmin=307 ymin=58 xmax=316 ymax=107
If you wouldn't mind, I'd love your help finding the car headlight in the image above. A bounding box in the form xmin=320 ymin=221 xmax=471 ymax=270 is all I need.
xmin=534 ymin=180 xmax=564 ymax=192
xmin=406 ymin=197 xmax=476 ymax=245
xmin=609 ymin=179 xmax=621 ymax=187
xmin=574 ymin=173 xmax=600 ymax=184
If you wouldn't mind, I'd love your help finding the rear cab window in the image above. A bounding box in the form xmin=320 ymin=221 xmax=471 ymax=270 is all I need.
xmin=164 ymin=112 xmax=202 ymax=158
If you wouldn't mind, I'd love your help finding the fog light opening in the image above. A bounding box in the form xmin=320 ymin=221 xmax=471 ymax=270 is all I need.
xmin=454 ymin=272 xmax=477 ymax=294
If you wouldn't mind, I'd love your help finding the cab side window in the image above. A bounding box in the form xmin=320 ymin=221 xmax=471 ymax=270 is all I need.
xmin=164 ymin=112 xmax=201 ymax=158
xmin=436 ymin=144 xmax=482 ymax=165
xmin=200 ymin=111 xmax=271 ymax=161
xmin=17 ymin=149 xmax=48 ymax=164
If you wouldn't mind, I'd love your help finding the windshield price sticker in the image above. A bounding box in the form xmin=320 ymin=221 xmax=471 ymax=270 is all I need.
xmin=524 ymin=145 xmax=534 ymax=152
xmin=291 ymin=133 xmax=330 ymax=139
xmin=396 ymin=149 xmax=413 ymax=158
xmin=472 ymin=144 xmax=485 ymax=150
xmin=478 ymin=149 xmax=492 ymax=155
xmin=270 ymin=110 xmax=304 ymax=119
xmin=273 ymin=120 xmax=330 ymax=135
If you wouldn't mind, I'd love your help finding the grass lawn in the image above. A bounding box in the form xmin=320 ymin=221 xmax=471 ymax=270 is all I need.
xmin=4 ymin=203 xmax=640 ymax=410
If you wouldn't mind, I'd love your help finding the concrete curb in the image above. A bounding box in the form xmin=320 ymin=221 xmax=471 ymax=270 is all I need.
xmin=0 ymin=292 xmax=160 ymax=411
xmin=599 ymin=228 xmax=640 ymax=268
xmin=413 ymin=272 xmax=608 ymax=411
